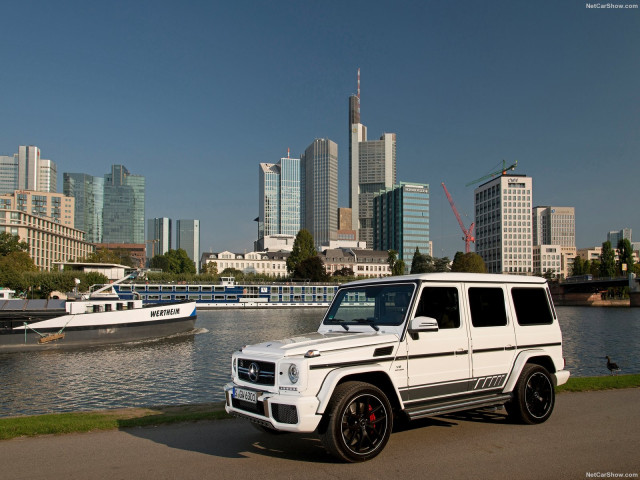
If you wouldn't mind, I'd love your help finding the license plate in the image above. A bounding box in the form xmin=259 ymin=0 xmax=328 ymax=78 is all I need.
xmin=233 ymin=387 xmax=258 ymax=403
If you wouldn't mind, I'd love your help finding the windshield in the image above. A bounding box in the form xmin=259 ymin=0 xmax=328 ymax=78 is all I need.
xmin=323 ymin=283 xmax=416 ymax=328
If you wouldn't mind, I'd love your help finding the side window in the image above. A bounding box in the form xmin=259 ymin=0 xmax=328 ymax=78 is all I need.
xmin=469 ymin=287 xmax=507 ymax=327
xmin=511 ymin=288 xmax=553 ymax=325
xmin=415 ymin=287 xmax=460 ymax=329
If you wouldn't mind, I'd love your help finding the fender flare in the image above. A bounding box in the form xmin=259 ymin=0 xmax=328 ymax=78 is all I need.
xmin=315 ymin=364 xmax=402 ymax=414
xmin=502 ymin=349 xmax=551 ymax=393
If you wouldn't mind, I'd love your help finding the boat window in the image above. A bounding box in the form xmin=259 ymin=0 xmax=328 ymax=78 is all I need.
xmin=305 ymin=295 xmax=313 ymax=302
xmin=201 ymin=286 xmax=213 ymax=292
xmin=270 ymin=295 xmax=279 ymax=302
xmin=117 ymin=303 xmax=124 ymax=310
xmin=134 ymin=285 xmax=146 ymax=292
xmin=162 ymin=286 xmax=173 ymax=292
xmin=271 ymin=286 xmax=279 ymax=294
xmin=127 ymin=302 xmax=135 ymax=309
xmin=119 ymin=286 xmax=132 ymax=293
xmin=282 ymin=287 xmax=290 ymax=294
xmin=189 ymin=295 xmax=200 ymax=300
xmin=175 ymin=295 xmax=186 ymax=300
xmin=147 ymin=286 xmax=160 ymax=292
xmin=148 ymin=295 xmax=160 ymax=301
xmin=214 ymin=295 xmax=225 ymax=300
xmin=214 ymin=286 xmax=225 ymax=292
xmin=294 ymin=287 xmax=302 ymax=294
xmin=201 ymin=295 xmax=212 ymax=300
xmin=105 ymin=304 xmax=112 ymax=312
xmin=161 ymin=295 xmax=172 ymax=300
xmin=175 ymin=286 xmax=187 ymax=292
xmin=282 ymin=294 xmax=290 ymax=302
xmin=188 ymin=286 xmax=200 ymax=292
xmin=226 ymin=295 xmax=237 ymax=300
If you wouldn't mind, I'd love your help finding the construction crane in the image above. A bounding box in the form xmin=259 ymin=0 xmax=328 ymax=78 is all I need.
xmin=466 ymin=159 xmax=518 ymax=186
xmin=441 ymin=182 xmax=475 ymax=254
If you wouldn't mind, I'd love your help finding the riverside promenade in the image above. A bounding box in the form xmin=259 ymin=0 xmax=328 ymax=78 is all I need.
xmin=2 ymin=388 xmax=639 ymax=480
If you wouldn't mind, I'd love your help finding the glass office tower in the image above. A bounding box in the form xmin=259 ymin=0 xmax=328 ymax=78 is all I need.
xmin=63 ymin=173 xmax=104 ymax=244
xmin=102 ymin=165 xmax=145 ymax=244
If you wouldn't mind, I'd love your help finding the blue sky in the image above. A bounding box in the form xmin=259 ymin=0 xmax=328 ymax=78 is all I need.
xmin=2 ymin=1 xmax=638 ymax=258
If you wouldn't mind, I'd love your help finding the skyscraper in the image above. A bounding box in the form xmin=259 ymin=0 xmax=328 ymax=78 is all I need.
xmin=349 ymin=70 xmax=396 ymax=247
xmin=607 ymin=228 xmax=632 ymax=246
xmin=258 ymin=154 xmax=301 ymax=242
xmin=301 ymin=138 xmax=338 ymax=247
xmin=176 ymin=219 xmax=200 ymax=273
xmin=102 ymin=165 xmax=145 ymax=244
xmin=373 ymin=183 xmax=430 ymax=270
xmin=147 ymin=217 xmax=172 ymax=259
xmin=0 ymin=146 xmax=57 ymax=195
xmin=63 ymin=173 xmax=104 ymax=243
xmin=475 ymin=174 xmax=533 ymax=274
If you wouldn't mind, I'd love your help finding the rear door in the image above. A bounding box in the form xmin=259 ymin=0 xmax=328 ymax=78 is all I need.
xmin=405 ymin=283 xmax=471 ymax=402
xmin=465 ymin=283 xmax=517 ymax=391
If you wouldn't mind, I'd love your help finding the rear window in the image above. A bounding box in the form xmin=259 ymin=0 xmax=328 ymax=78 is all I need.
xmin=469 ymin=287 xmax=507 ymax=327
xmin=511 ymin=288 xmax=554 ymax=325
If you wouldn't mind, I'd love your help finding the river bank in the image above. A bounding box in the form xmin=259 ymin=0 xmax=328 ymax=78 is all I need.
xmin=1 ymin=374 xmax=638 ymax=441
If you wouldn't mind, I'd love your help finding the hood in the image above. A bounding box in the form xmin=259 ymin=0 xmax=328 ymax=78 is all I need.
xmin=240 ymin=331 xmax=399 ymax=358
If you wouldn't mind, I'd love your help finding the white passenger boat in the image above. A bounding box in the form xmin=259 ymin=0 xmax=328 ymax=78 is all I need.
xmin=110 ymin=277 xmax=339 ymax=309
xmin=0 ymin=274 xmax=197 ymax=352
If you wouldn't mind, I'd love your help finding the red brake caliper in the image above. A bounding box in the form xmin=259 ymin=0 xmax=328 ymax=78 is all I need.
xmin=368 ymin=404 xmax=376 ymax=427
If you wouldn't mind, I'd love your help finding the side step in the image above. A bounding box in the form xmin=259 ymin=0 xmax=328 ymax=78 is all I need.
xmin=405 ymin=393 xmax=512 ymax=420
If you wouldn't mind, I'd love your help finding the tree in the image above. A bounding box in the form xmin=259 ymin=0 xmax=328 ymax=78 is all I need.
xmin=599 ymin=241 xmax=616 ymax=278
xmin=286 ymin=229 xmax=316 ymax=274
xmin=201 ymin=261 xmax=218 ymax=275
xmin=150 ymin=249 xmax=195 ymax=274
xmin=571 ymin=256 xmax=585 ymax=276
xmin=588 ymin=259 xmax=600 ymax=277
xmin=433 ymin=257 xmax=451 ymax=272
xmin=294 ymin=256 xmax=328 ymax=282
xmin=387 ymin=250 xmax=405 ymax=276
xmin=392 ymin=259 xmax=405 ymax=276
xmin=617 ymin=239 xmax=634 ymax=276
xmin=451 ymin=252 xmax=487 ymax=273
xmin=0 ymin=232 xmax=29 ymax=256
xmin=333 ymin=267 xmax=354 ymax=277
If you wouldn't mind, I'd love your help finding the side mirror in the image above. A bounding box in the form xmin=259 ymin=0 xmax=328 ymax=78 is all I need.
xmin=409 ymin=316 xmax=439 ymax=332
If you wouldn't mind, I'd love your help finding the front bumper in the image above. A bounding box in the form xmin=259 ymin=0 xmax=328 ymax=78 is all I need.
xmin=224 ymin=383 xmax=322 ymax=433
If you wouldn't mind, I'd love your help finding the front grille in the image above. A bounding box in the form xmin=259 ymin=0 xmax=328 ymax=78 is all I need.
xmin=232 ymin=397 xmax=265 ymax=415
xmin=271 ymin=403 xmax=298 ymax=424
xmin=238 ymin=359 xmax=276 ymax=386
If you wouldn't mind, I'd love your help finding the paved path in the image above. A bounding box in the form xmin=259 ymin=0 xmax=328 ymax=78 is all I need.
xmin=2 ymin=389 xmax=639 ymax=480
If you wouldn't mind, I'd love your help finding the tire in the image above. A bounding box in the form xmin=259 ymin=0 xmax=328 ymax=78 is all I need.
xmin=320 ymin=381 xmax=393 ymax=462
xmin=507 ymin=364 xmax=555 ymax=425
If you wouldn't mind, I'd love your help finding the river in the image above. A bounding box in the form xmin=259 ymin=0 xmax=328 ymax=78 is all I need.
xmin=0 ymin=306 xmax=638 ymax=418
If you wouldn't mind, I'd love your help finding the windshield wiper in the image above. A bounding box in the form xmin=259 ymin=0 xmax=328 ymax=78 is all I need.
xmin=354 ymin=318 xmax=380 ymax=332
xmin=327 ymin=318 xmax=350 ymax=331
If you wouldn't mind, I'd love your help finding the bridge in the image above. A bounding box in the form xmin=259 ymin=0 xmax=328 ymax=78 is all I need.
xmin=549 ymin=275 xmax=640 ymax=307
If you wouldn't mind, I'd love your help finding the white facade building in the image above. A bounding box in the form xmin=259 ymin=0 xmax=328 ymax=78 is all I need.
xmin=0 ymin=146 xmax=57 ymax=195
xmin=475 ymin=174 xmax=533 ymax=274
xmin=201 ymin=251 xmax=289 ymax=278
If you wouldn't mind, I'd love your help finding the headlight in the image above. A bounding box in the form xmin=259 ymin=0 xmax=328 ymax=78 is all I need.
xmin=288 ymin=364 xmax=299 ymax=384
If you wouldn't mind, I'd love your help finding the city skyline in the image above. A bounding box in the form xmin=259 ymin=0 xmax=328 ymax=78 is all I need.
xmin=1 ymin=2 xmax=638 ymax=259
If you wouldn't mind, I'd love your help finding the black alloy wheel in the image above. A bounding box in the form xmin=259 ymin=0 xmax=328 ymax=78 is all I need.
xmin=321 ymin=381 xmax=393 ymax=462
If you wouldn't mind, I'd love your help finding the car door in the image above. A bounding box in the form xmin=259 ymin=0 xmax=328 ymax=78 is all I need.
xmin=405 ymin=283 xmax=471 ymax=402
xmin=464 ymin=283 xmax=517 ymax=391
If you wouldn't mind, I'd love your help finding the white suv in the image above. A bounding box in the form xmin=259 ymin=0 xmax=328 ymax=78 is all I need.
xmin=224 ymin=273 xmax=570 ymax=462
